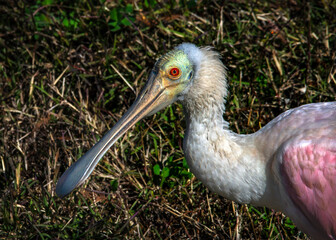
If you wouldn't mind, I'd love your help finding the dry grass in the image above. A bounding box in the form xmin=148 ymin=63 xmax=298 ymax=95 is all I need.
xmin=1 ymin=0 xmax=335 ymax=239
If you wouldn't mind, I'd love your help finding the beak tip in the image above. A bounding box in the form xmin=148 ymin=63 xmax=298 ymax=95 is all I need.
xmin=55 ymin=178 xmax=72 ymax=198
xmin=55 ymin=167 xmax=80 ymax=198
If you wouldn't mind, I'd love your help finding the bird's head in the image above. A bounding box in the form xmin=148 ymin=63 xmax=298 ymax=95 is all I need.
xmin=56 ymin=43 xmax=206 ymax=197
xmin=135 ymin=43 xmax=200 ymax=116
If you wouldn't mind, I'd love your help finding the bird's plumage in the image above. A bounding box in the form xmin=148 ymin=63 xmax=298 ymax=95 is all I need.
xmin=56 ymin=43 xmax=336 ymax=239
xmin=282 ymin=137 xmax=336 ymax=239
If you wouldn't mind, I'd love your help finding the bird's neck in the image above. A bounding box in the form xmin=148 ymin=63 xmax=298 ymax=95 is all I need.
xmin=179 ymin=47 xmax=272 ymax=205
xmin=182 ymin=100 xmax=270 ymax=205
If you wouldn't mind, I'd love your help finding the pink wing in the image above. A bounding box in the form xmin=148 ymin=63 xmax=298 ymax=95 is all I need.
xmin=281 ymin=138 xmax=336 ymax=238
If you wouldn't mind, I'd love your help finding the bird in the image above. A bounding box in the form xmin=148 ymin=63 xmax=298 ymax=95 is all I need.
xmin=56 ymin=43 xmax=336 ymax=239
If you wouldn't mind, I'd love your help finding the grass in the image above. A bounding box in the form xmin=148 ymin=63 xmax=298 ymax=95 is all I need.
xmin=1 ymin=0 xmax=335 ymax=239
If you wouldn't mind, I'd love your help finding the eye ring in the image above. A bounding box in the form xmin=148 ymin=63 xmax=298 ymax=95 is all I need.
xmin=168 ymin=67 xmax=181 ymax=79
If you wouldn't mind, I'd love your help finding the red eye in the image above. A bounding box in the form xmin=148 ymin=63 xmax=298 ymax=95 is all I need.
xmin=169 ymin=67 xmax=180 ymax=78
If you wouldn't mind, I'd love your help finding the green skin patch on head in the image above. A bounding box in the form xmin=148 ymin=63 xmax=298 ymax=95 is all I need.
xmin=155 ymin=50 xmax=193 ymax=84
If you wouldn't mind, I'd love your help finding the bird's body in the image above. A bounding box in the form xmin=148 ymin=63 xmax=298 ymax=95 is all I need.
xmin=56 ymin=43 xmax=336 ymax=239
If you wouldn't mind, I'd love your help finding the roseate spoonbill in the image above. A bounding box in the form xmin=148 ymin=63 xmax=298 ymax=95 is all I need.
xmin=56 ymin=43 xmax=336 ymax=239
